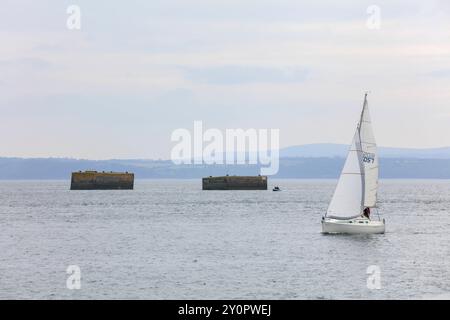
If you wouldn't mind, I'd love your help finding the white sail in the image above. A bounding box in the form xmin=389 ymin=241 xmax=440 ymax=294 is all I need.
xmin=359 ymin=95 xmax=378 ymax=207
xmin=326 ymin=130 xmax=364 ymax=219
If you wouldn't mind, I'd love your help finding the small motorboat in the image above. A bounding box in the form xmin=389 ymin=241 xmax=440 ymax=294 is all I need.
xmin=272 ymin=186 xmax=281 ymax=191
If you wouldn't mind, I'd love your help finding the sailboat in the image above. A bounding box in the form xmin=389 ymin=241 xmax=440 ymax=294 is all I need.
xmin=322 ymin=93 xmax=385 ymax=234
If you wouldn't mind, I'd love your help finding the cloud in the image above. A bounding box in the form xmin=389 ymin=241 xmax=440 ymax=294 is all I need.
xmin=0 ymin=57 xmax=53 ymax=70
xmin=184 ymin=66 xmax=309 ymax=85
xmin=2 ymin=0 xmax=450 ymax=158
xmin=424 ymin=69 xmax=450 ymax=78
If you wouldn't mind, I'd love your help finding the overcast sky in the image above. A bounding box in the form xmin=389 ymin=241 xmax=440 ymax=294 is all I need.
xmin=1 ymin=0 xmax=450 ymax=159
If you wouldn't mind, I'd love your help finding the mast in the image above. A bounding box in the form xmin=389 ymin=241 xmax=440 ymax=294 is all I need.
xmin=357 ymin=93 xmax=368 ymax=211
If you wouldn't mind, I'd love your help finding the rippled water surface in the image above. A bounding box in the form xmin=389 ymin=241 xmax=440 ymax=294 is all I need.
xmin=1 ymin=179 xmax=449 ymax=299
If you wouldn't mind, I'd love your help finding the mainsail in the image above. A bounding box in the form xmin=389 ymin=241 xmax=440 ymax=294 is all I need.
xmin=326 ymin=94 xmax=378 ymax=219
xmin=359 ymin=95 xmax=378 ymax=207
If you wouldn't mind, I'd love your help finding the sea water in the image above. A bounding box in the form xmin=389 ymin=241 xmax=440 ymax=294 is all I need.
xmin=0 ymin=179 xmax=449 ymax=299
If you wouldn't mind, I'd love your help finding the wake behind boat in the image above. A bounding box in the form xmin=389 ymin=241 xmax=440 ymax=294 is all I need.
xmin=322 ymin=93 xmax=385 ymax=234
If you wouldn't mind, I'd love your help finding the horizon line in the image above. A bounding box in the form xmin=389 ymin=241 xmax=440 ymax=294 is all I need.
xmin=2 ymin=142 xmax=450 ymax=162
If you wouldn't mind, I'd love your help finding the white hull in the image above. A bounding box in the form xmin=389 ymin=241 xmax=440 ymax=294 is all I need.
xmin=322 ymin=217 xmax=385 ymax=234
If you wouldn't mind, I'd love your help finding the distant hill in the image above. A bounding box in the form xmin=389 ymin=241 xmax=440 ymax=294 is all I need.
xmin=2 ymin=156 xmax=450 ymax=179
xmin=2 ymin=143 xmax=450 ymax=180
xmin=280 ymin=143 xmax=450 ymax=159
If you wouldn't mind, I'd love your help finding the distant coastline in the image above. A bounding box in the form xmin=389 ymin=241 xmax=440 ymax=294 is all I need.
xmin=2 ymin=144 xmax=450 ymax=180
xmin=2 ymin=157 xmax=450 ymax=180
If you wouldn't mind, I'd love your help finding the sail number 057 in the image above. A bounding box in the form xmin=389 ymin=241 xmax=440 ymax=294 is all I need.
xmin=363 ymin=153 xmax=375 ymax=164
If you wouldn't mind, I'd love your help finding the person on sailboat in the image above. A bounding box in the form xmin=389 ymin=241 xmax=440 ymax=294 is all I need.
xmin=363 ymin=207 xmax=371 ymax=219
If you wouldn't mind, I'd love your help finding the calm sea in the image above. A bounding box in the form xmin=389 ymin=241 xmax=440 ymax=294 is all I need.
xmin=1 ymin=179 xmax=449 ymax=299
